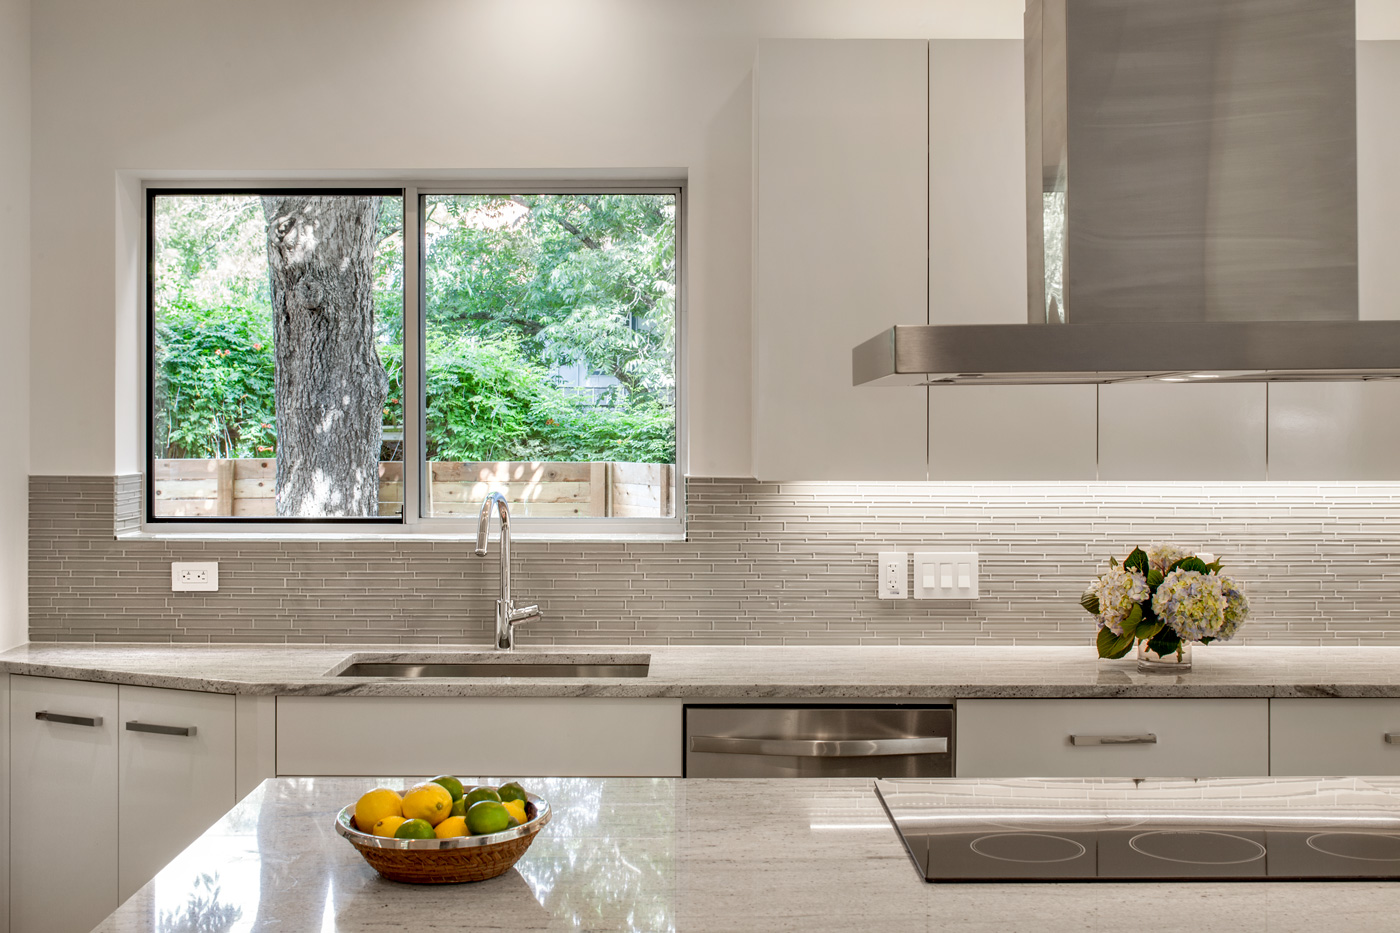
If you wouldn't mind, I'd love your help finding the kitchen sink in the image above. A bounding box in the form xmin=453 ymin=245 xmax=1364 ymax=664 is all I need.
xmin=327 ymin=653 xmax=651 ymax=679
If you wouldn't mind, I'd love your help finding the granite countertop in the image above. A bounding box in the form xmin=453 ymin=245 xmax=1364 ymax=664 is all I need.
xmin=5 ymin=643 xmax=1400 ymax=698
xmin=93 ymin=775 xmax=1400 ymax=933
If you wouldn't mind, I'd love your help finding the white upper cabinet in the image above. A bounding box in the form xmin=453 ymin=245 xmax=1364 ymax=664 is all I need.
xmin=925 ymin=39 xmax=1098 ymax=480
xmin=752 ymin=39 xmax=929 ymax=481
xmin=1269 ymin=382 xmax=1400 ymax=479
xmin=1099 ymin=383 xmax=1268 ymax=481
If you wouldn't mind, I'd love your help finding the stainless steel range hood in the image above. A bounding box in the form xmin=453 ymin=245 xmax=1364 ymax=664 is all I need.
xmin=854 ymin=0 xmax=1400 ymax=387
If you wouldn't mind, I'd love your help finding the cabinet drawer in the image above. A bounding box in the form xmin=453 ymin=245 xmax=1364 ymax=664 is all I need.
xmin=10 ymin=675 xmax=120 ymax=933
xmin=276 ymin=696 xmax=683 ymax=777
xmin=118 ymin=685 xmax=237 ymax=901
xmin=1271 ymin=699 xmax=1400 ymax=776
xmin=956 ymin=699 xmax=1269 ymax=778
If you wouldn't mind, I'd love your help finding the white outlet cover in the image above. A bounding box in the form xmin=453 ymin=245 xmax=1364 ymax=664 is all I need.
xmin=877 ymin=551 xmax=908 ymax=600
xmin=171 ymin=561 xmax=219 ymax=592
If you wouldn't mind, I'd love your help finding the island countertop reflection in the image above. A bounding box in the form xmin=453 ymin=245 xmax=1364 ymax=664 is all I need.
xmin=95 ymin=777 xmax=1400 ymax=933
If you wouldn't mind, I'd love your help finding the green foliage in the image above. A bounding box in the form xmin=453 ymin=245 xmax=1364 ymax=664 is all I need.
xmin=1079 ymin=590 xmax=1100 ymax=616
xmin=153 ymin=301 xmax=276 ymax=459
xmin=1096 ymin=626 xmax=1135 ymax=660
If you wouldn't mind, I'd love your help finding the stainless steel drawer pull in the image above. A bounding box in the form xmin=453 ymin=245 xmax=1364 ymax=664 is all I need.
xmin=125 ymin=721 xmax=197 ymax=737
xmin=688 ymin=735 xmax=948 ymax=758
xmin=1386 ymin=734 xmax=1400 ymax=745
xmin=35 ymin=711 xmax=103 ymax=727
xmin=1070 ymin=733 xmax=1157 ymax=746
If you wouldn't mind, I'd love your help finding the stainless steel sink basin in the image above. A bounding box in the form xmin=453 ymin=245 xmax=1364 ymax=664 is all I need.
xmin=327 ymin=653 xmax=650 ymax=679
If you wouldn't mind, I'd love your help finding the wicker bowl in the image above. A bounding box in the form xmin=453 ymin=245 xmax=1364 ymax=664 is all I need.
xmin=335 ymin=791 xmax=551 ymax=884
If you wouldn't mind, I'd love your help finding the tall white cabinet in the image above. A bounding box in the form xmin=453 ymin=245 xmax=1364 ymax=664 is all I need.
xmin=9 ymin=675 xmax=236 ymax=933
xmin=752 ymin=39 xmax=930 ymax=481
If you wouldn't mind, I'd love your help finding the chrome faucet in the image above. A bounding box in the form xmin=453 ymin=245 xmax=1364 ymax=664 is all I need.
xmin=475 ymin=492 xmax=541 ymax=650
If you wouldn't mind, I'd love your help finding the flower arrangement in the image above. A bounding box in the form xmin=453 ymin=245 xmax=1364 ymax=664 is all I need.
xmin=1082 ymin=544 xmax=1249 ymax=661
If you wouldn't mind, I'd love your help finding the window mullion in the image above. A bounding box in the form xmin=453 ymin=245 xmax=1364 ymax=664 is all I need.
xmin=402 ymin=185 xmax=423 ymax=525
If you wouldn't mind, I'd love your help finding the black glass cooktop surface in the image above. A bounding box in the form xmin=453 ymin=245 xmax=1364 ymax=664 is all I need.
xmin=875 ymin=777 xmax=1400 ymax=883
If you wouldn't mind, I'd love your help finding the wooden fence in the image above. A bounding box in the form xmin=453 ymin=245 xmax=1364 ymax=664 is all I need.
xmin=152 ymin=459 xmax=674 ymax=519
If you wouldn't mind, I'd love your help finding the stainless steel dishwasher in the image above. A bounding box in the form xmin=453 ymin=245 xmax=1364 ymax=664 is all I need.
xmin=685 ymin=706 xmax=954 ymax=778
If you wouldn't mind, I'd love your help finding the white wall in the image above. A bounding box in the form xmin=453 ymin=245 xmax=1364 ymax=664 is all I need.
xmin=26 ymin=1 xmax=1400 ymax=479
xmin=27 ymin=0 xmax=1025 ymax=479
xmin=1 ymin=0 xmax=30 ymax=653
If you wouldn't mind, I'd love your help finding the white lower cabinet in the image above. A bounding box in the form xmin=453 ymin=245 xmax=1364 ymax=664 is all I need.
xmin=10 ymin=675 xmax=120 ymax=933
xmin=1270 ymin=698 xmax=1400 ymax=776
xmin=956 ymin=698 xmax=1270 ymax=778
xmin=117 ymin=684 xmax=237 ymax=901
xmin=8 ymin=675 xmax=236 ymax=933
xmin=276 ymin=696 xmax=684 ymax=777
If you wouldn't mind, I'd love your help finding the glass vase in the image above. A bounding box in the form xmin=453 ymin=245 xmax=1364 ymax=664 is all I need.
xmin=1136 ymin=639 xmax=1192 ymax=673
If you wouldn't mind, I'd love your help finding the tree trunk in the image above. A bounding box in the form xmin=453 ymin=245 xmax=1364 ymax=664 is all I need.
xmin=262 ymin=196 xmax=387 ymax=517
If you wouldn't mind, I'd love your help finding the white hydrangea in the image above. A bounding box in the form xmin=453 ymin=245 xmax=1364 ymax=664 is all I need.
xmin=1147 ymin=544 xmax=1195 ymax=577
xmin=1089 ymin=567 xmax=1149 ymax=636
xmin=1216 ymin=573 xmax=1250 ymax=641
xmin=1151 ymin=569 xmax=1226 ymax=641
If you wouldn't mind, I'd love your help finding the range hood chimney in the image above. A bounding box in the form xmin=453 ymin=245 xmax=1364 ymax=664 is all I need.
xmin=854 ymin=0 xmax=1400 ymax=387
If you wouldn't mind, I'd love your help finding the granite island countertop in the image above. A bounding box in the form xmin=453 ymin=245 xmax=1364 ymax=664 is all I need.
xmin=5 ymin=642 xmax=1400 ymax=699
xmin=93 ymin=775 xmax=1400 ymax=933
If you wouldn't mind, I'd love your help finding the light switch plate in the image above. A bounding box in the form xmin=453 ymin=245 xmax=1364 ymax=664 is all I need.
xmin=912 ymin=552 xmax=978 ymax=600
xmin=877 ymin=552 xmax=908 ymax=599
xmin=171 ymin=561 xmax=219 ymax=592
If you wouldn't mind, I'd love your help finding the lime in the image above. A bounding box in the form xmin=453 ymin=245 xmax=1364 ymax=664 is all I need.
xmin=394 ymin=818 xmax=436 ymax=840
xmin=466 ymin=800 xmax=511 ymax=836
xmin=402 ymin=782 xmax=454 ymax=826
xmin=497 ymin=781 xmax=527 ymax=804
xmin=450 ymin=796 xmax=468 ymax=818
xmin=464 ymin=786 xmax=501 ymax=808
xmin=354 ymin=788 xmax=402 ymax=832
xmin=430 ymin=775 xmax=465 ymax=802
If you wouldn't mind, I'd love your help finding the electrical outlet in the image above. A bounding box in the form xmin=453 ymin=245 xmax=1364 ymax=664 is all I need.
xmin=877 ymin=552 xmax=908 ymax=599
xmin=171 ymin=561 xmax=219 ymax=592
xmin=912 ymin=552 xmax=978 ymax=600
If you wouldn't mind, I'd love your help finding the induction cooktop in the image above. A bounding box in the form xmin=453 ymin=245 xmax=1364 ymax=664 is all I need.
xmin=875 ymin=777 xmax=1400 ymax=883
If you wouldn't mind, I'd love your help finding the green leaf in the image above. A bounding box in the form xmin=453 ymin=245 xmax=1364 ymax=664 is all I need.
xmin=1080 ymin=590 xmax=1101 ymax=616
xmin=1200 ymin=636 xmax=1216 ymax=645
xmin=1147 ymin=627 xmax=1182 ymax=658
xmin=1121 ymin=603 xmax=1144 ymax=638
xmin=1123 ymin=547 xmax=1149 ymax=575
xmin=1097 ymin=627 xmax=1136 ymax=660
xmin=1135 ymin=619 xmax=1165 ymax=642
xmin=1147 ymin=569 xmax=1165 ymax=589
xmin=1109 ymin=556 xmax=1119 ymax=568
xmin=1205 ymin=560 xmax=1223 ymax=574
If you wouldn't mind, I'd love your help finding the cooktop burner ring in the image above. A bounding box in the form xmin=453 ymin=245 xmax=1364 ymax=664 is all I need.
xmin=1127 ymin=831 xmax=1267 ymax=866
xmin=1305 ymin=832 xmax=1400 ymax=862
xmin=968 ymin=832 xmax=1088 ymax=864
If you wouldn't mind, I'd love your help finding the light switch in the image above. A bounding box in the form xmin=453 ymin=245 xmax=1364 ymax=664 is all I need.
xmin=877 ymin=552 xmax=909 ymax=599
xmin=913 ymin=551 xmax=978 ymax=600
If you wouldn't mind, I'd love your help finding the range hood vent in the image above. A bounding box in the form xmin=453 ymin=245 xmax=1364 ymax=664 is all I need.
xmin=854 ymin=0 xmax=1400 ymax=387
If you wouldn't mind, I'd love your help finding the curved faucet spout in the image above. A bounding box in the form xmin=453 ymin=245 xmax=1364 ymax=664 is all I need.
xmin=474 ymin=492 xmax=540 ymax=650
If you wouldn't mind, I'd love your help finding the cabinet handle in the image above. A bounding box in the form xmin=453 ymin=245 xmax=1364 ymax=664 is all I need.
xmin=1069 ymin=733 xmax=1157 ymax=746
xmin=1386 ymin=734 xmax=1400 ymax=745
xmin=689 ymin=735 xmax=948 ymax=757
xmin=125 ymin=720 xmax=197 ymax=737
xmin=35 ymin=711 xmax=103 ymax=727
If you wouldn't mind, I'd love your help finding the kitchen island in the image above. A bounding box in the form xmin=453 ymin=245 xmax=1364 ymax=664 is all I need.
xmin=93 ymin=776 xmax=1400 ymax=932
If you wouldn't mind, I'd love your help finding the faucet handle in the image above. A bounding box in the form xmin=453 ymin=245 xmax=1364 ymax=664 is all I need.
xmin=507 ymin=604 xmax=541 ymax=625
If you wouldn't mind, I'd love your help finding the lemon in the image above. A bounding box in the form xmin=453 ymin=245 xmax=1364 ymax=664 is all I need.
xmin=501 ymin=799 xmax=527 ymax=826
xmin=433 ymin=815 xmax=469 ymax=839
xmin=464 ymin=786 xmax=501 ymax=808
xmin=371 ymin=815 xmax=407 ymax=838
xmin=402 ymin=782 xmax=454 ymax=826
xmin=394 ymin=818 xmax=436 ymax=840
xmin=430 ymin=775 xmax=465 ymax=802
xmin=354 ymin=788 xmax=403 ymax=832
xmin=497 ymin=781 xmax=527 ymax=805
xmin=466 ymin=800 xmax=511 ymax=836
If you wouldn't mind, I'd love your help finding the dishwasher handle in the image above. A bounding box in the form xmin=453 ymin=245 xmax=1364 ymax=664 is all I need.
xmin=688 ymin=734 xmax=948 ymax=758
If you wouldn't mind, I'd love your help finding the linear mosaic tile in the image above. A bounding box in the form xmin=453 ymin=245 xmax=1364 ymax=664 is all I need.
xmin=25 ymin=475 xmax=1400 ymax=645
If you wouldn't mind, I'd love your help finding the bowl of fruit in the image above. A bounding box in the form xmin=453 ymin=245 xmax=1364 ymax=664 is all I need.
xmin=335 ymin=776 xmax=551 ymax=884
